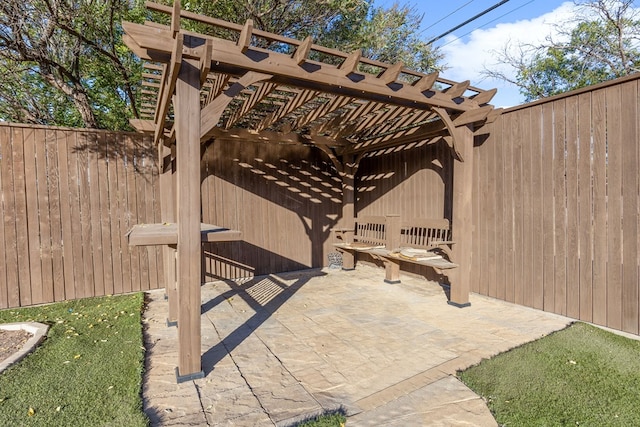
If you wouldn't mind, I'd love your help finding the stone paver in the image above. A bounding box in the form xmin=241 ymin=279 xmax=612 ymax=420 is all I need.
xmin=142 ymin=265 xmax=572 ymax=426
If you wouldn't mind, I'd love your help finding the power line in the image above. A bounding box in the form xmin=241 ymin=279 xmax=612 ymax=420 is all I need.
xmin=422 ymin=0 xmax=476 ymax=32
xmin=439 ymin=0 xmax=534 ymax=48
xmin=427 ymin=0 xmax=512 ymax=45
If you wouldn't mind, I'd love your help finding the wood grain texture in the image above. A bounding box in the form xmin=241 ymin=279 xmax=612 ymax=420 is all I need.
xmin=2 ymin=73 xmax=640 ymax=337
xmin=175 ymin=56 xmax=203 ymax=376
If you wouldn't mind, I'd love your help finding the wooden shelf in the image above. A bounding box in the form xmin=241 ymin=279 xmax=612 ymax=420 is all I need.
xmin=126 ymin=223 xmax=241 ymax=246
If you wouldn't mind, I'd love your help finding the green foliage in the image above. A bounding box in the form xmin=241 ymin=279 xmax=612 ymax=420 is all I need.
xmin=0 ymin=0 xmax=146 ymax=130
xmin=0 ymin=294 xmax=148 ymax=426
xmin=297 ymin=410 xmax=347 ymax=427
xmin=459 ymin=323 xmax=640 ymax=426
xmin=1 ymin=0 xmax=441 ymax=130
xmin=347 ymin=4 xmax=443 ymax=74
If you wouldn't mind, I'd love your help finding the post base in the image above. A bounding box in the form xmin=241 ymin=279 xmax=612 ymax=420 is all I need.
xmin=384 ymin=279 xmax=401 ymax=284
xmin=447 ymin=301 xmax=471 ymax=308
xmin=166 ymin=319 xmax=178 ymax=327
xmin=176 ymin=367 xmax=204 ymax=383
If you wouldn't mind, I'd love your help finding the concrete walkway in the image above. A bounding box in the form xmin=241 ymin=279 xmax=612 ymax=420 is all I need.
xmin=142 ymin=265 xmax=572 ymax=426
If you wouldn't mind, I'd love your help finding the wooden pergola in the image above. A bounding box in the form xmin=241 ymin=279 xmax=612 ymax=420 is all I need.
xmin=123 ymin=1 xmax=500 ymax=381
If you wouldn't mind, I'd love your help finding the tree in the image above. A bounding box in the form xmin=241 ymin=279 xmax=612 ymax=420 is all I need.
xmin=345 ymin=3 xmax=444 ymax=74
xmin=484 ymin=0 xmax=640 ymax=102
xmin=0 ymin=0 xmax=442 ymax=130
xmin=0 ymin=0 xmax=145 ymax=130
xmin=165 ymin=0 xmax=442 ymax=73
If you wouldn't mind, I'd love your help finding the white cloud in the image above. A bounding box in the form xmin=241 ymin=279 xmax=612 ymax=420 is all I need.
xmin=440 ymin=1 xmax=578 ymax=107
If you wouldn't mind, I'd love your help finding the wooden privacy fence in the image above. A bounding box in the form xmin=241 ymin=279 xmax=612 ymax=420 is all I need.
xmin=0 ymin=123 xmax=163 ymax=308
xmin=0 ymin=122 xmax=342 ymax=309
xmin=471 ymin=74 xmax=640 ymax=335
xmin=2 ymin=74 xmax=640 ymax=337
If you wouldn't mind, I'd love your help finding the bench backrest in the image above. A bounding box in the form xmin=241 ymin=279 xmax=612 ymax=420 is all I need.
xmin=400 ymin=218 xmax=451 ymax=249
xmin=355 ymin=216 xmax=387 ymax=245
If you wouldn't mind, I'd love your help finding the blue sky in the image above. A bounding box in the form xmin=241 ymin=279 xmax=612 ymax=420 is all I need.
xmin=374 ymin=0 xmax=576 ymax=107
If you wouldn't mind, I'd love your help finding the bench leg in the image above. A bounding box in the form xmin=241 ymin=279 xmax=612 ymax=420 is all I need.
xmin=384 ymin=259 xmax=401 ymax=284
xmin=341 ymin=251 xmax=355 ymax=270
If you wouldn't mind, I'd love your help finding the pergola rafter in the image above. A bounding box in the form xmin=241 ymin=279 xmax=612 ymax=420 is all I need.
xmin=123 ymin=0 xmax=501 ymax=381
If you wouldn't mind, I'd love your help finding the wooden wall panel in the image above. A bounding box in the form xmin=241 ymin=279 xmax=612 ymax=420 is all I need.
xmin=620 ymin=81 xmax=639 ymax=334
xmin=0 ymin=123 xmax=159 ymax=308
xmin=472 ymin=74 xmax=640 ymax=336
xmin=357 ymin=142 xmax=449 ymax=220
xmin=200 ymin=140 xmax=342 ymax=279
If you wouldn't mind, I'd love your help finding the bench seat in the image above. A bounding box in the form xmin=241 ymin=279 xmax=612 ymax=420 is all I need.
xmin=333 ymin=214 xmax=457 ymax=282
xmin=370 ymin=248 xmax=458 ymax=270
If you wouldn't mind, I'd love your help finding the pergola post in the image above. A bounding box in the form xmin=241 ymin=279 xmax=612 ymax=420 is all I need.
xmin=339 ymin=155 xmax=358 ymax=269
xmin=449 ymin=124 xmax=474 ymax=307
xmin=158 ymin=142 xmax=178 ymax=326
xmin=175 ymin=44 xmax=203 ymax=381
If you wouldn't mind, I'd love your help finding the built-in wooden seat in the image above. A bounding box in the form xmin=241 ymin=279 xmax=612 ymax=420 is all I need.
xmin=126 ymin=222 xmax=241 ymax=246
xmin=333 ymin=215 xmax=457 ymax=283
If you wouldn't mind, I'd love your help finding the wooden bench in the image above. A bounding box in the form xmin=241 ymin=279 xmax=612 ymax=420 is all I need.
xmin=333 ymin=215 xmax=457 ymax=283
xmin=333 ymin=215 xmax=387 ymax=251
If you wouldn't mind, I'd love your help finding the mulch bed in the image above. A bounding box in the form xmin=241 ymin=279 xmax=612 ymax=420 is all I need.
xmin=0 ymin=329 xmax=33 ymax=362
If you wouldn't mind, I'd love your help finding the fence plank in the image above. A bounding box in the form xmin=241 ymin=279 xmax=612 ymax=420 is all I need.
xmin=46 ymin=129 xmax=65 ymax=302
xmin=504 ymin=115 xmax=521 ymax=302
xmin=591 ymin=89 xmax=608 ymax=326
xmin=606 ymin=85 xmax=623 ymax=330
xmin=521 ymin=108 xmax=534 ymax=308
xmin=13 ymin=126 xmax=32 ymax=306
xmin=542 ymin=103 xmax=555 ymax=311
xmin=56 ymin=131 xmax=74 ymax=301
xmin=24 ymin=128 xmax=44 ymax=305
xmin=530 ymin=105 xmax=544 ymax=310
xmin=105 ymin=134 xmax=126 ymax=294
xmin=77 ymin=133 xmax=95 ymax=299
xmin=119 ymin=136 xmax=133 ymax=293
xmin=86 ymin=132 xmax=105 ymax=297
xmin=0 ymin=126 xmax=12 ymax=308
xmin=34 ymin=128 xmax=54 ymax=304
xmin=137 ymin=153 xmax=151 ymax=291
xmin=621 ymin=81 xmax=639 ymax=334
xmin=565 ymin=96 xmax=580 ymax=319
xmin=67 ymin=130 xmax=87 ymax=299
xmin=577 ymin=92 xmax=593 ymax=322
xmin=473 ymin=125 xmax=484 ymax=294
xmin=492 ymin=121 xmax=506 ymax=300
xmin=483 ymin=123 xmax=498 ymax=298
xmin=97 ymin=132 xmax=114 ymax=296
xmin=553 ymin=100 xmax=568 ymax=315
xmin=145 ymin=151 xmax=160 ymax=290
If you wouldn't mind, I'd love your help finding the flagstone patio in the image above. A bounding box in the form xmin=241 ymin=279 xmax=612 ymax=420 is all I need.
xmin=142 ymin=265 xmax=572 ymax=426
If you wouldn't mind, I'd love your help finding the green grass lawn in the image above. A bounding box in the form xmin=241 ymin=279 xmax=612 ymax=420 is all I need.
xmin=0 ymin=293 xmax=148 ymax=426
xmin=458 ymin=322 xmax=640 ymax=426
xmin=297 ymin=410 xmax=346 ymax=426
